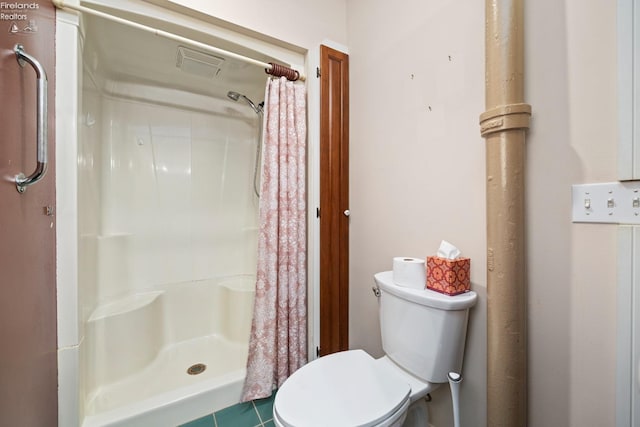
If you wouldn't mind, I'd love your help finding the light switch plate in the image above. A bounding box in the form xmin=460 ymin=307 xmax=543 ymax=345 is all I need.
xmin=572 ymin=182 xmax=640 ymax=224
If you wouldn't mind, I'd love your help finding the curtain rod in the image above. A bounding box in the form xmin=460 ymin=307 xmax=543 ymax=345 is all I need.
xmin=52 ymin=0 xmax=305 ymax=81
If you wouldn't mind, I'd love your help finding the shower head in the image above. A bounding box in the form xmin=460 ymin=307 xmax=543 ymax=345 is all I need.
xmin=227 ymin=91 xmax=263 ymax=114
xmin=227 ymin=91 xmax=241 ymax=102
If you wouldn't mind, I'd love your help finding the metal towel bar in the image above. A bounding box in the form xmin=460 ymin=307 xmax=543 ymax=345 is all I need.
xmin=14 ymin=44 xmax=48 ymax=194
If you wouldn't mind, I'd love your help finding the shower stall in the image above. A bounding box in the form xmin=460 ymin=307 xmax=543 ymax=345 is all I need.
xmin=56 ymin=3 xmax=304 ymax=426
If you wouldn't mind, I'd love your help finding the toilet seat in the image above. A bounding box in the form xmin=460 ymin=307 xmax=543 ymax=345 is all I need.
xmin=273 ymin=350 xmax=411 ymax=427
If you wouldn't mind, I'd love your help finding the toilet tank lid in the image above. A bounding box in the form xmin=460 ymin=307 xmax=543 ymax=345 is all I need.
xmin=374 ymin=271 xmax=477 ymax=310
xmin=274 ymin=350 xmax=410 ymax=427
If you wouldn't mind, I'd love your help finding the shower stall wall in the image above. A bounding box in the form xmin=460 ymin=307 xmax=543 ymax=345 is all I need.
xmin=58 ymin=6 xmax=303 ymax=426
xmin=80 ymin=76 xmax=259 ymax=426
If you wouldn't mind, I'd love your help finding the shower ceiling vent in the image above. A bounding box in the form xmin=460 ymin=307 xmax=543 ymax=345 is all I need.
xmin=176 ymin=46 xmax=225 ymax=78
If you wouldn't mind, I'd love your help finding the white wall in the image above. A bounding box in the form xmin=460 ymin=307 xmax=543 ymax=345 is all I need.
xmin=346 ymin=1 xmax=486 ymax=425
xmin=347 ymin=0 xmax=619 ymax=426
xmin=527 ymin=1 xmax=618 ymax=426
xmin=164 ymin=0 xmax=348 ymax=50
xmin=550 ymin=1 xmax=617 ymax=425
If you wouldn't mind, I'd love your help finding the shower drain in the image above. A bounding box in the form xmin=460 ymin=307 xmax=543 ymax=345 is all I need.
xmin=187 ymin=363 xmax=207 ymax=375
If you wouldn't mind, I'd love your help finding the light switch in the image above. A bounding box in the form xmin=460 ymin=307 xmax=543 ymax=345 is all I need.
xmin=572 ymin=182 xmax=640 ymax=224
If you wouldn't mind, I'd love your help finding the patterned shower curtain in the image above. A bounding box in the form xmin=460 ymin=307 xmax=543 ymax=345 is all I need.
xmin=241 ymin=77 xmax=307 ymax=401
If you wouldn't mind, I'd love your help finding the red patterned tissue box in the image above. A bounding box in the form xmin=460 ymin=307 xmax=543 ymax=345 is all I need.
xmin=426 ymin=256 xmax=471 ymax=295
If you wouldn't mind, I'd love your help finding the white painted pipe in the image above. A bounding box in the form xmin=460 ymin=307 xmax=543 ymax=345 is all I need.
xmin=448 ymin=371 xmax=462 ymax=427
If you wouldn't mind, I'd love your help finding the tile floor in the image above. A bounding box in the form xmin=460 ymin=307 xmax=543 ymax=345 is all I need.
xmin=179 ymin=393 xmax=276 ymax=427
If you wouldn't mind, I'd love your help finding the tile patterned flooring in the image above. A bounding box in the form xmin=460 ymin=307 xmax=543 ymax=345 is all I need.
xmin=179 ymin=393 xmax=276 ymax=427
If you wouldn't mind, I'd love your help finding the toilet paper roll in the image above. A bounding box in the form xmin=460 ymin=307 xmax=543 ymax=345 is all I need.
xmin=392 ymin=257 xmax=426 ymax=289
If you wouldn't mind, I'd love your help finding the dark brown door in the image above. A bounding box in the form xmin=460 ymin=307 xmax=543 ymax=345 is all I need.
xmin=0 ymin=2 xmax=57 ymax=426
xmin=319 ymin=45 xmax=349 ymax=356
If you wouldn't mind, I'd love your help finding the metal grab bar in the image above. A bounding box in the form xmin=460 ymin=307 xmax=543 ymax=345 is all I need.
xmin=14 ymin=44 xmax=48 ymax=193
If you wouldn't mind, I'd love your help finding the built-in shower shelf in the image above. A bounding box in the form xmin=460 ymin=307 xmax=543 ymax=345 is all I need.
xmin=89 ymin=291 xmax=164 ymax=321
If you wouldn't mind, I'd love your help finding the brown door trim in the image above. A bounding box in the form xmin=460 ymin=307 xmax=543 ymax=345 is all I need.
xmin=319 ymin=45 xmax=349 ymax=356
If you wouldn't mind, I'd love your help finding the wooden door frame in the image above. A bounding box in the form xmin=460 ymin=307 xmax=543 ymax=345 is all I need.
xmin=318 ymin=45 xmax=349 ymax=356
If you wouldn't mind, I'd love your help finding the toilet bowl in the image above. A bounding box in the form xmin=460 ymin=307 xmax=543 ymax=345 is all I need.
xmin=273 ymin=350 xmax=425 ymax=427
xmin=273 ymin=271 xmax=477 ymax=426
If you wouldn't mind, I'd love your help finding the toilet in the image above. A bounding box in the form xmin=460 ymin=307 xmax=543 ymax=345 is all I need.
xmin=273 ymin=270 xmax=477 ymax=427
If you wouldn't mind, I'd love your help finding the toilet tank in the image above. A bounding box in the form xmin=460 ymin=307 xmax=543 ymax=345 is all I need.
xmin=374 ymin=271 xmax=477 ymax=384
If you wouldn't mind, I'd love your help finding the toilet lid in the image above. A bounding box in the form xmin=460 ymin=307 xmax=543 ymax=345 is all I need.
xmin=274 ymin=350 xmax=411 ymax=427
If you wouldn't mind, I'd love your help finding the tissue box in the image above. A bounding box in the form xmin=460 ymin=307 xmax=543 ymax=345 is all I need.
xmin=426 ymin=256 xmax=471 ymax=295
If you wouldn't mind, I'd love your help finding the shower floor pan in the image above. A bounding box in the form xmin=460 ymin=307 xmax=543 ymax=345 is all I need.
xmin=82 ymin=334 xmax=248 ymax=427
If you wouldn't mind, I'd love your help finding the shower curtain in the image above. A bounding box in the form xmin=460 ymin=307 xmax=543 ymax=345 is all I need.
xmin=242 ymin=77 xmax=307 ymax=401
